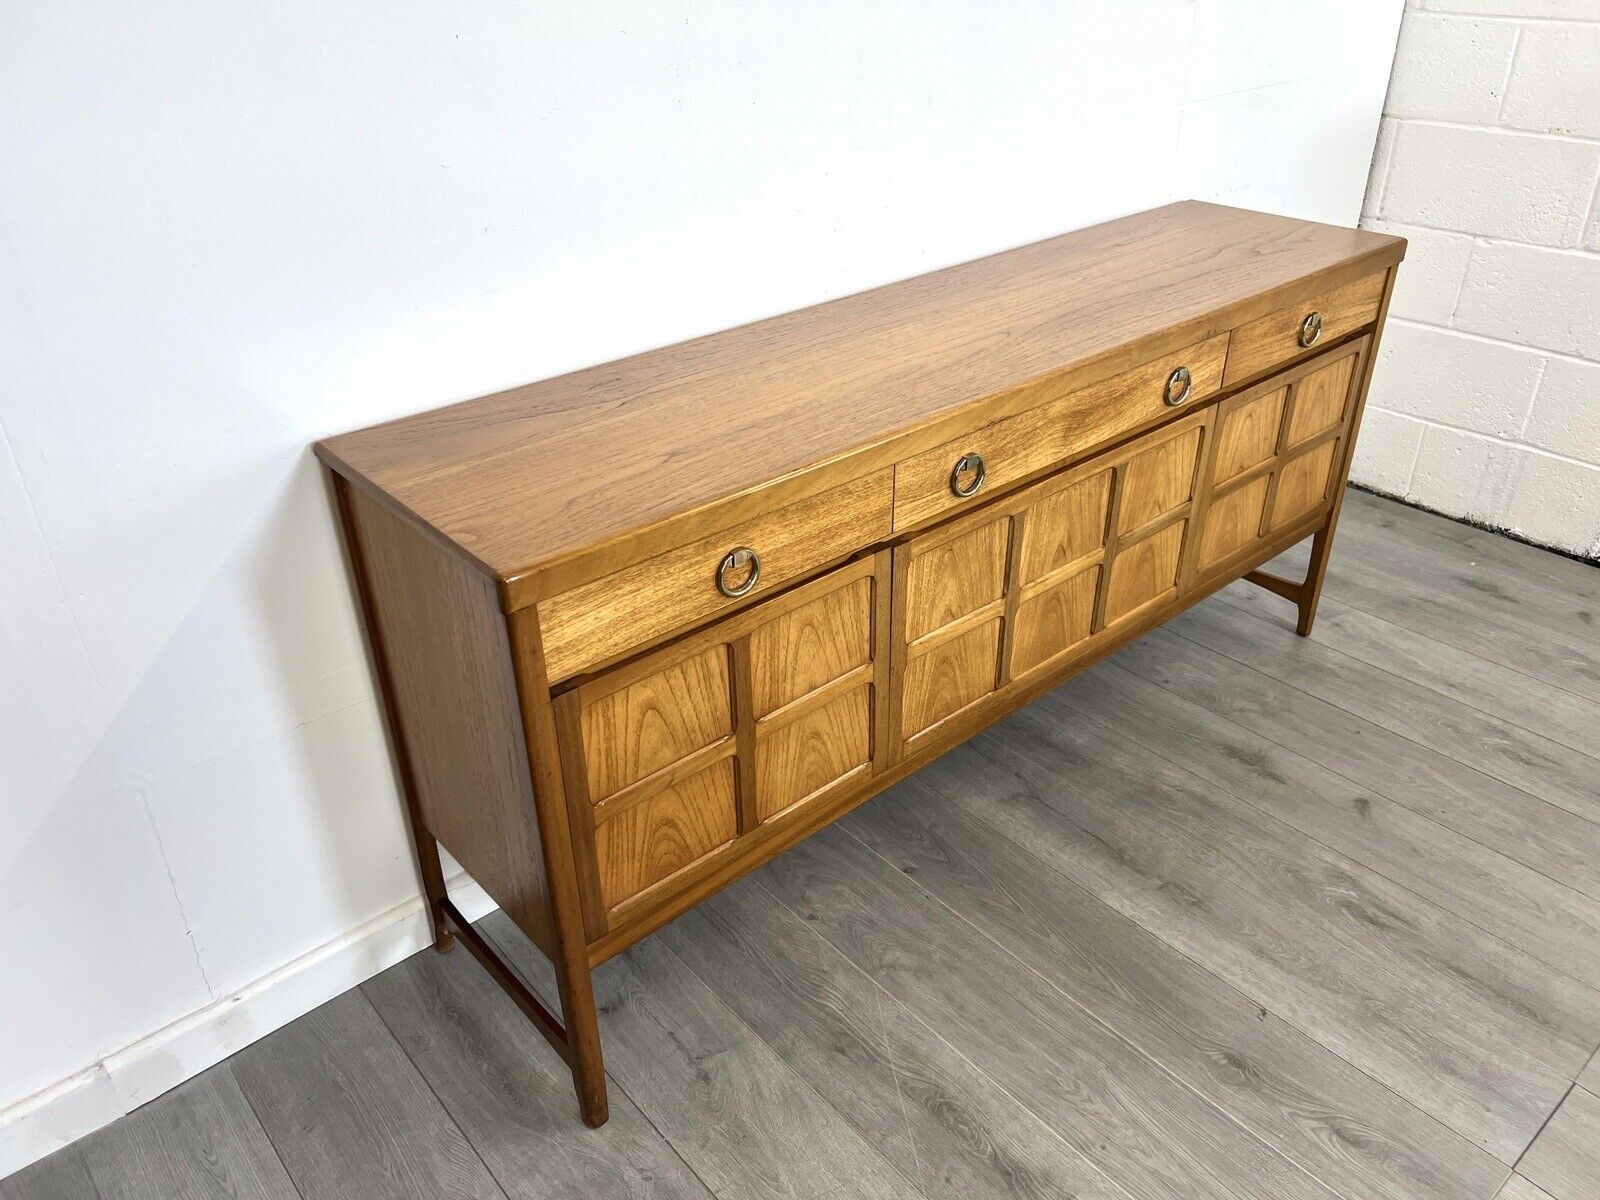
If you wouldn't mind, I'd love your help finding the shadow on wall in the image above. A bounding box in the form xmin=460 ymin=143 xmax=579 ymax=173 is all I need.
xmin=1 ymin=449 xmax=428 ymax=1115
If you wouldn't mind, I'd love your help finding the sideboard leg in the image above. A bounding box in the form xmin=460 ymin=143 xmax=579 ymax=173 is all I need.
xmin=1296 ymin=521 xmax=1336 ymax=637
xmin=554 ymin=958 xmax=610 ymax=1127
xmin=414 ymin=834 xmax=455 ymax=954
xmin=503 ymin=606 xmax=611 ymax=1128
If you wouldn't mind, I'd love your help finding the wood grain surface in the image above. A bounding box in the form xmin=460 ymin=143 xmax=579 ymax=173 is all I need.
xmin=1517 ymin=1085 xmax=1600 ymax=1200
xmin=231 ymin=992 xmax=506 ymax=1200
xmin=1223 ymin=270 xmax=1385 ymax=386
xmin=1213 ymin=385 xmax=1287 ymax=482
xmin=316 ymin=202 xmax=1402 ymax=601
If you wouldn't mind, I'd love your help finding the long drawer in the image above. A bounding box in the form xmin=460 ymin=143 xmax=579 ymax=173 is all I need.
xmin=892 ymin=333 xmax=1230 ymax=531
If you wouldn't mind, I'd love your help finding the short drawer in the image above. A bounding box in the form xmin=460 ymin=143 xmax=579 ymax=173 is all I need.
xmin=538 ymin=469 xmax=892 ymax=683
xmin=893 ymin=333 xmax=1228 ymax=531
xmin=1223 ymin=272 xmax=1384 ymax=386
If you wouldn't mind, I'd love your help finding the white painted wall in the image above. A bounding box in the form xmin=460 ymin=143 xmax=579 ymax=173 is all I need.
xmin=1355 ymin=0 xmax=1600 ymax=557
xmin=0 ymin=1 xmax=1403 ymax=1175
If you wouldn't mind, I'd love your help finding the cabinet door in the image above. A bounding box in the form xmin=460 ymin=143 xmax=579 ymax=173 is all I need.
xmin=1192 ymin=339 xmax=1366 ymax=581
xmin=554 ymin=554 xmax=889 ymax=934
xmin=892 ymin=406 xmax=1212 ymax=751
xmin=895 ymin=511 xmax=1012 ymax=748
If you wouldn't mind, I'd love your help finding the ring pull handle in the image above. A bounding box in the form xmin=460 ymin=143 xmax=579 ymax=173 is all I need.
xmin=949 ymin=451 xmax=987 ymax=498
xmin=1163 ymin=365 xmax=1192 ymax=407
xmin=715 ymin=546 xmax=761 ymax=598
xmin=1299 ymin=311 xmax=1324 ymax=349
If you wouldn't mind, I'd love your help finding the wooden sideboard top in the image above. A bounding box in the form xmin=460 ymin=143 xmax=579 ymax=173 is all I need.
xmin=316 ymin=201 xmax=1404 ymax=602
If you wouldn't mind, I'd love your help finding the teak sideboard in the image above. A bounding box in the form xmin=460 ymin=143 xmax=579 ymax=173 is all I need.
xmin=315 ymin=201 xmax=1405 ymax=1127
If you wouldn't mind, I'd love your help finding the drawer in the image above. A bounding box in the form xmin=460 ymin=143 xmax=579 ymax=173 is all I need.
xmin=538 ymin=470 xmax=892 ymax=683
xmin=892 ymin=333 xmax=1229 ymax=531
xmin=555 ymin=555 xmax=891 ymax=932
xmin=1223 ymin=272 xmax=1384 ymax=386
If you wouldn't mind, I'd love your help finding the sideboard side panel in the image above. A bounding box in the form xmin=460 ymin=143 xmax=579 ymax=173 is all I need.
xmin=343 ymin=484 xmax=553 ymax=953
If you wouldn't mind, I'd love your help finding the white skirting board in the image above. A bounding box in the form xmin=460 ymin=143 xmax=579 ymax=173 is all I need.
xmin=0 ymin=876 xmax=498 ymax=1180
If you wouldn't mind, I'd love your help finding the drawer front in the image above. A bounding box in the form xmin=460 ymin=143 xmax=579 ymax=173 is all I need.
xmin=1194 ymin=339 xmax=1368 ymax=579
xmin=892 ymin=406 xmax=1213 ymax=752
xmin=539 ymin=470 xmax=892 ymax=683
xmin=555 ymin=555 xmax=890 ymax=933
xmin=1223 ymin=272 xmax=1384 ymax=387
xmin=892 ymin=333 xmax=1228 ymax=531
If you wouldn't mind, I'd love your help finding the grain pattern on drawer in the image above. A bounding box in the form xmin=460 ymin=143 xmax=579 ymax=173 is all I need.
xmin=1224 ymin=272 xmax=1384 ymax=386
xmin=593 ymin=758 xmax=737 ymax=910
xmin=893 ymin=334 xmax=1229 ymax=530
xmin=539 ymin=469 xmax=892 ymax=683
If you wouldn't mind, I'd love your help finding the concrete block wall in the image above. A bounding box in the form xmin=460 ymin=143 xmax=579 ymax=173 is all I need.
xmin=1356 ymin=0 xmax=1600 ymax=558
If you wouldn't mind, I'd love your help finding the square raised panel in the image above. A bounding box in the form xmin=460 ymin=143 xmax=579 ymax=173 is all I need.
xmin=748 ymin=575 xmax=871 ymax=717
xmin=1116 ymin=427 xmax=1202 ymax=534
xmin=1197 ymin=475 xmax=1272 ymax=573
xmin=1016 ymin=469 xmax=1111 ymax=585
xmin=903 ymin=516 xmax=1010 ymax=642
xmin=593 ymin=758 xmax=737 ymax=910
xmin=1102 ymin=519 xmax=1186 ymax=626
xmin=901 ymin=617 xmax=1001 ymax=740
xmin=754 ymin=685 xmax=872 ymax=820
xmin=1010 ymin=564 xmax=1100 ymax=679
xmin=580 ymin=645 xmax=732 ymax=802
xmin=1213 ymin=386 xmax=1287 ymax=485
xmin=1270 ymin=440 xmax=1341 ymax=531
xmin=1284 ymin=353 xmax=1356 ymax=448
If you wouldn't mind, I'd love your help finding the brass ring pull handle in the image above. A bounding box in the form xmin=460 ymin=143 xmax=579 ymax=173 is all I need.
xmin=949 ymin=451 xmax=987 ymax=498
xmin=1299 ymin=311 xmax=1323 ymax=349
xmin=1164 ymin=365 xmax=1192 ymax=407
xmin=715 ymin=546 xmax=761 ymax=598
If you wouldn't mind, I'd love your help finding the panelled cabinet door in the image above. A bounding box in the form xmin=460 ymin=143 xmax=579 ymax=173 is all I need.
xmin=891 ymin=406 xmax=1212 ymax=751
xmin=896 ymin=514 xmax=1011 ymax=746
xmin=554 ymin=554 xmax=890 ymax=936
xmin=1192 ymin=339 xmax=1367 ymax=581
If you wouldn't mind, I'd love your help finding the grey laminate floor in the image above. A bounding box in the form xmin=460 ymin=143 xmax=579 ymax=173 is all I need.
xmin=7 ymin=489 xmax=1599 ymax=1200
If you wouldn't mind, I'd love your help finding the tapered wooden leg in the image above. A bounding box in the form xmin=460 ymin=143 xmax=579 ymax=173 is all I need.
xmin=1296 ymin=521 xmax=1336 ymax=637
xmin=1243 ymin=517 xmax=1336 ymax=637
xmin=553 ymin=956 xmax=609 ymax=1127
xmin=412 ymin=833 xmax=455 ymax=954
xmin=505 ymin=606 xmax=610 ymax=1127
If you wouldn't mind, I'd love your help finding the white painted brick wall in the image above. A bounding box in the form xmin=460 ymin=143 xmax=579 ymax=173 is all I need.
xmin=1357 ymin=1 xmax=1600 ymax=558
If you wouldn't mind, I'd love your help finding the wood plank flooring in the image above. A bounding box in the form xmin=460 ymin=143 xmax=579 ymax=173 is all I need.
xmin=6 ymin=489 xmax=1598 ymax=1200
